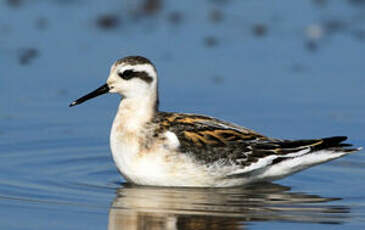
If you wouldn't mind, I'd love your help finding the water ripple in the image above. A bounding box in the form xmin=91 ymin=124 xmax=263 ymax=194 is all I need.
xmin=109 ymin=183 xmax=350 ymax=229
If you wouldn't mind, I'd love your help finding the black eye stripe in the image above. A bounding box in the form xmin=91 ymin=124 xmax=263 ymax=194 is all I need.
xmin=118 ymin=70 xmax=153 ymax=83
xmin=118 ymin=70 xmax=133 ymax=80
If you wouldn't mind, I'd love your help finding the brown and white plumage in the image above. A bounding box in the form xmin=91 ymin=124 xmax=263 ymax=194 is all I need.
xmin=70 ymin=56 xmax=361 ymax=187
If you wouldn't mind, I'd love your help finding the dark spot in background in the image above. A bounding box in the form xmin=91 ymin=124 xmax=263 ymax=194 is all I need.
xmin=211 ymin=75 xmax=224 ymax=84
xmin=0 ymin=24 xmax=12 ymax=34
xmin=167 ymin=11 xmax=183 ymax=25
xmin=324 ymin=19 xmax=346 ymax=34
xmin=290 ymin=64 xmax=309 ymax=73
xmin=252 ymin=24 xmax=268 ymax=37
xmin=2 ymin=114 xmax=15 ymax=120
xmin=141 ymin=0 xmax=162 ymax=15
xmin=35 ymin=17 xmax=49 ymax=30
xmin=62 ymin=129 xmax=73 ymax=135
xmin=18 ymin=48 xmax=39 ymax=65
xmin=328 ymin=112 xmax=349 ymax=122
xmin=6 ymin=0 xmax=23 ymax=7
xmin=312 ymin=0 xmax=328 ymax=7
xmin=348 ymin=0 xmax=365 ymax=5
xmin=96 ymin=14 xmax=121 ymax=30
xmin=209 ymin=0 xmax=230 ymax=5
xmin=160 ymin=52 xmax=173 ymax=61
xmin=54 ymin=0 xmax=81 ymax=5
xmin=209 ymin=9 xmax=224 ymax=23
xmin=204 ymin=36 xmax=219 ymax=47
xmin=353 ymin=30 xmax=365 ymax=41
xmin=305 ymin=40 xmax=318 ymax=52
xmin=57 ymin=89 xmax=68 ymax=96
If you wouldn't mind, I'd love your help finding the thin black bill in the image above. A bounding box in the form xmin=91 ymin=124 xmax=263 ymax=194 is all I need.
xmin=69 ymin=84 xmax=110 ymax=107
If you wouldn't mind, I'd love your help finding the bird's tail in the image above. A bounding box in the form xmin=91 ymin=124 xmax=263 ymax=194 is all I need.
xmin=256 ymin=136 xmax=361 ymax=181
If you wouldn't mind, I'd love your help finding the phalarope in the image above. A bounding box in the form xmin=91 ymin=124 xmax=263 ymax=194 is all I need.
xmin=70 ymin=56 xmax=360 ymax=187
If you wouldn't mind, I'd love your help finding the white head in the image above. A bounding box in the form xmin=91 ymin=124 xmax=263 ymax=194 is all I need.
xmin=107 ymin=56 xmax=158 ymax=98
xmin=70 ymin=56 xmax=159 ymax=110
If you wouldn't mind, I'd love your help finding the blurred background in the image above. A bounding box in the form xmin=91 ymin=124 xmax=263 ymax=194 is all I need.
xmin=0 ymin=0 xmax=365 ymax=229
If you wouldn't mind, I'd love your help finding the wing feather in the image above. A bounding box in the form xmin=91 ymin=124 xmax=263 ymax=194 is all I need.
xmin=153 ymin=112 xmax=356 ymax=173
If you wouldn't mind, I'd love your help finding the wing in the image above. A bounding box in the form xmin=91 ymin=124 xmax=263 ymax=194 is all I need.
xmin=154 ymin=112 xmax=356 ymax=172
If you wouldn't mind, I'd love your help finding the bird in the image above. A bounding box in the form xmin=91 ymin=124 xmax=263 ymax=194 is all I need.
xmin=69 ymin=56 xmax=361 ymax=187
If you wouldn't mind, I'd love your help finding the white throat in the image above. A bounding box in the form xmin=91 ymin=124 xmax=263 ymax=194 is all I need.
xmin=115 ymin=91 xmax=157 ymax=132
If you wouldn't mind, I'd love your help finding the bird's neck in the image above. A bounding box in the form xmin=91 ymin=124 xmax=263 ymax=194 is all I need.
xmin=114 ymin=91 xmax=158 ymax=132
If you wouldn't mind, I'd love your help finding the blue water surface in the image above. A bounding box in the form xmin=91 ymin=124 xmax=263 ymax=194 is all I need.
xmin=0 ymin=0 xmax=365 ymax=229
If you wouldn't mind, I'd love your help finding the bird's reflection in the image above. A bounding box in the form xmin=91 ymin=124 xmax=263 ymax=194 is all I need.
xmin=108 ymin=182 xmax=349 ymax=230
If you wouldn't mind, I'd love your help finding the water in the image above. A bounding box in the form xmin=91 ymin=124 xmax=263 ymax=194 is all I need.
xmin=1 ymin=0 xmax=365 ymax=229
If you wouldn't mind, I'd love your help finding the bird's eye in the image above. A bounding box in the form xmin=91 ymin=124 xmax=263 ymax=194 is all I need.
xmin=118 ymin=70 xmax=134 ymax=80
